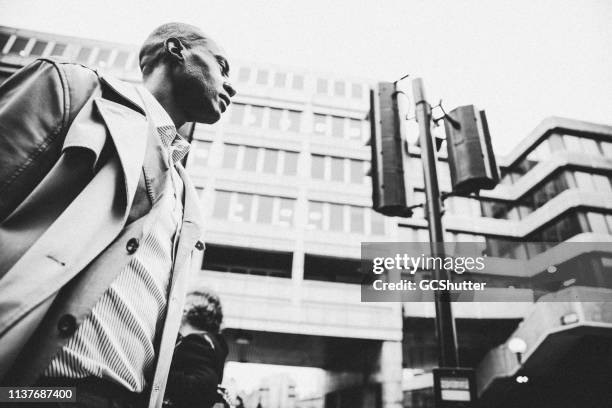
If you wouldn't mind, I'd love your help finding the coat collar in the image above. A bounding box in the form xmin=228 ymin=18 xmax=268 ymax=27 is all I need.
xmin=99 ymin=74 xmax=146 ymax=116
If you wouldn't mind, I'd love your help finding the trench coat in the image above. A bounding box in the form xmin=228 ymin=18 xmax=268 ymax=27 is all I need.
xmin=0 ymin=58 xmax=203 ymax=408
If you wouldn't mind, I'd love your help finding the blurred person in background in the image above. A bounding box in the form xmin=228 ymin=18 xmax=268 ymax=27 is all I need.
xmin=164 ymin=290 xmax=229 ymax=408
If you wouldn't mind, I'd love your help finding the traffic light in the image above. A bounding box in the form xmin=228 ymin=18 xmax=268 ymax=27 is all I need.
xmin=368 ymin=82 xmax=414 ymax=217
xmin=444 ymin=105 xmax=499 ymax=194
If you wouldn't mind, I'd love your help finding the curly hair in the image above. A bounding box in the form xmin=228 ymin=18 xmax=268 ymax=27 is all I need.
xmin=184 ymin=290 xmax=223 ymax=333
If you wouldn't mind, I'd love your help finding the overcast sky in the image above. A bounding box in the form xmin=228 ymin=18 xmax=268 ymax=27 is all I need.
xmin=1 ymin=0 xmax=611 ymax=155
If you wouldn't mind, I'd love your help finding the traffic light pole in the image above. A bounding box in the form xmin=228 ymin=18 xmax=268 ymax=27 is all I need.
xmin=412 ymin=78 xmax=459 ymax=367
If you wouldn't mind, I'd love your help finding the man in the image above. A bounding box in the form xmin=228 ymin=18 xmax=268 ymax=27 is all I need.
xmin=164 ymin=290 xmax=228 ymax=408
xmin=0 ymin=22 xmax=235 ymax=408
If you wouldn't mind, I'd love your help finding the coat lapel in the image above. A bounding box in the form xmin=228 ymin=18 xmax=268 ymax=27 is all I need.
xmin=172 ymin=164 xmax=203 ymax=278
xmin=94 ymin=98 xmax=148 ymax=210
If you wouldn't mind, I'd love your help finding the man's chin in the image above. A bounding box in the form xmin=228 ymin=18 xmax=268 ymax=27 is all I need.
xmin=193 ymin=110 xmax=221 ymax=124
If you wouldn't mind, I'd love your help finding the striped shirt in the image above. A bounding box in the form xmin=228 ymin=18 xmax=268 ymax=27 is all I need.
xmin=44 ymin=86 xmax=190 ymax=392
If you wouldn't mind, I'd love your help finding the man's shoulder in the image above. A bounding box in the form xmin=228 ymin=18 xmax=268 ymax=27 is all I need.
xmin=31 ymin=57 xmax=100 ymax=87
xmin=27 ymin=58 xmax=145 ymax=116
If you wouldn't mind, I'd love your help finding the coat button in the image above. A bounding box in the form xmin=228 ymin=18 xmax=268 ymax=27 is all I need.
xmin=195 ymin=241 xmax=204 ymax=251
xmin=57 ymin=314 xmax=77 ymax=337
xmin=126 ymin=238 xmax=140 ymax=254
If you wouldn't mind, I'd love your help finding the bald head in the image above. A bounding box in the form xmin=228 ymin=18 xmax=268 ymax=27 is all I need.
xmin=139 ymin=22 xmax=209 ymax=77
xmin=138 ymin=22 xmax=235 ymax=126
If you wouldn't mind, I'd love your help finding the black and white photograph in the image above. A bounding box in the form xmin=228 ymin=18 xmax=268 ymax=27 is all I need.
xmin=0 ymin=1 xmax=611 ymax=407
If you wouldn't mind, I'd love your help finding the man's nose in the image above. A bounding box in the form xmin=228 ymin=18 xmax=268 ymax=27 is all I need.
xmin=224 ymin=82 xmax=236 ymax=98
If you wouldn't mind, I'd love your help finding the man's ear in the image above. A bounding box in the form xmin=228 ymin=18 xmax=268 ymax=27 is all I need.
xmin=164 ymin=37 xmax=185 ymax=62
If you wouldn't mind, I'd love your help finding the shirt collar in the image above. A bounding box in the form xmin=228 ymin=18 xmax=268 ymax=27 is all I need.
xmin=138 ymin=86 xmax=190 ymax=164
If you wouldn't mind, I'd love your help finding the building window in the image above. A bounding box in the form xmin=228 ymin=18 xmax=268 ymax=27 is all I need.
xmin=256 ymin=195 xmax=274 ymax=224
xmin=333 ymin=80 xmax=346 ymax=97
xmin=317 ymin=78 xmax=328 ymax=94
xmin=328 ymin=204 xmax=344 ymax=231
xmin=580 ymin=138 xmax=600 ymax=155
xmin=311 ymin=155 xmax=325 ymax=179
xmin=349 ymin=159 xmax=366 ymax=184
xmin=9 ymin=37 xmax=29 ymax=55
xmin=29 ymin=40 xmax=48 ymax=56
xmin=313 ymin=114 xmax=328 ymax=135
xmin=246 ymin=105 xmax=265 ymax=127
xmin=191 ymin=140 xmax=212 ymax=167
xmin=273 ymin=72 xmax=287 ymax=88
xmin=268 ymin=108 xmax=283 ymax=130
xmin=222 ymin=144 xmax=239 ymax=169
xmin=331 ymin=116 xmax=345 ymax=138
xmin=287 ymin=110 xmax=301 ymax=132
xmin=255 ymin=69 xmax=269 ymax=85
xmin=349 ymin=206 xmax=365 ymax=234
xmin=94 ymin=49 xmax=111 ymax=67
xmin=351 ymin=83 xmax=363 ymax=99
xmin=306 ymin=201 xmax=324 ymax=230
xmin=277 ymin=198 xmax=295 ymax=226
xmin=231 ymin=192 xmax=254 ymax=222
xmin=587 ymin=212 xmax=609 ymax=234
xmin=76 ymin=47 xmax=92 ymax=64
xmin=600 ymin=141 xmax=612 ymax=157
xmin=242 ymin=146 xmax=258 ymax=171
xmin=291 ymin=74 xmax=304 ymax=90
xmin=283 ymin=151 xmax=299 ymax=176
xmin=203 ymin=245 xmax=293 ymax=278
xmin=563 ymin=135 xmax=582 ymax=152
xmin=112 ymin=51 xmax=129 ymax=69
xmin=213 ymin=190 xmax=232 ymax=219
xmin=330 ymin=157 xmax=344 ymax=182
xmin=347 ymin=118 xmax=364 ymax=141
xmin=304 ymin=255 xmax=365 ymax=283
xmin=262 ymin=149 xmax=279 ymax=174
xmin=237 ymin=67 xmax=251 ymax=83
xmin=370 ymin=211 xmax=386 ymax=235
xmin=48 ymin=42 xmax=66 ymax=57
xmin=0 ymin=33 xmax=11 ymax=52
xmin=229 ymin=103 xmax=246 ymax=125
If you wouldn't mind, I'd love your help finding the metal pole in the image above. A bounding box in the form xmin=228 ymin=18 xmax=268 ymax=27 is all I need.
xmin=411 ymin=78 xmax=459 ymax=367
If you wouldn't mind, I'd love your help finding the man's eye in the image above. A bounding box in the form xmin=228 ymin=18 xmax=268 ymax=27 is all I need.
xmin=217 ymin=57 xmax=229 ymax=76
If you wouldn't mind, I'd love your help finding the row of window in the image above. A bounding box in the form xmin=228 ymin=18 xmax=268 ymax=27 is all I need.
xmin=191 ymin=141 xmax=369 ymax=184
xmin=228 ymin=104 xmax=302 ymax=132
xmin=311 ymin=155 xmax=368 ymax=184
xmin=201 ymin=243 xmax=612 ymax=292
xmin=189 ymin=142 xmax=370 ymax=184
xmin=213 ymin=191 xmax=296 ymax=226
xmin=446 ymin=170 xmax=612 ymax=221
xmin=220 ymin=144 xmax=299 ymax=175
xmin=235 ymin=66 xmax=366 ymax=99
xmin=226 ymin=103 xmax=368 ymax=141
xmin=306 ymin=201 xmax=385 ymax=235
xmin=421 ymin=209 xmax=612 ymax=260
xmin=209 ymin=190 xmax=386 ymax=235
xmin=502 ymin=133 xmax=612 ymax=182
xmin=0 ymin=33 xmax=137 ymax=71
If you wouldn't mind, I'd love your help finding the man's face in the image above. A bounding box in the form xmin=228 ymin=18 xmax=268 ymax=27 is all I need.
xmin=172 ymin=39 xmax=235 ymax=124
